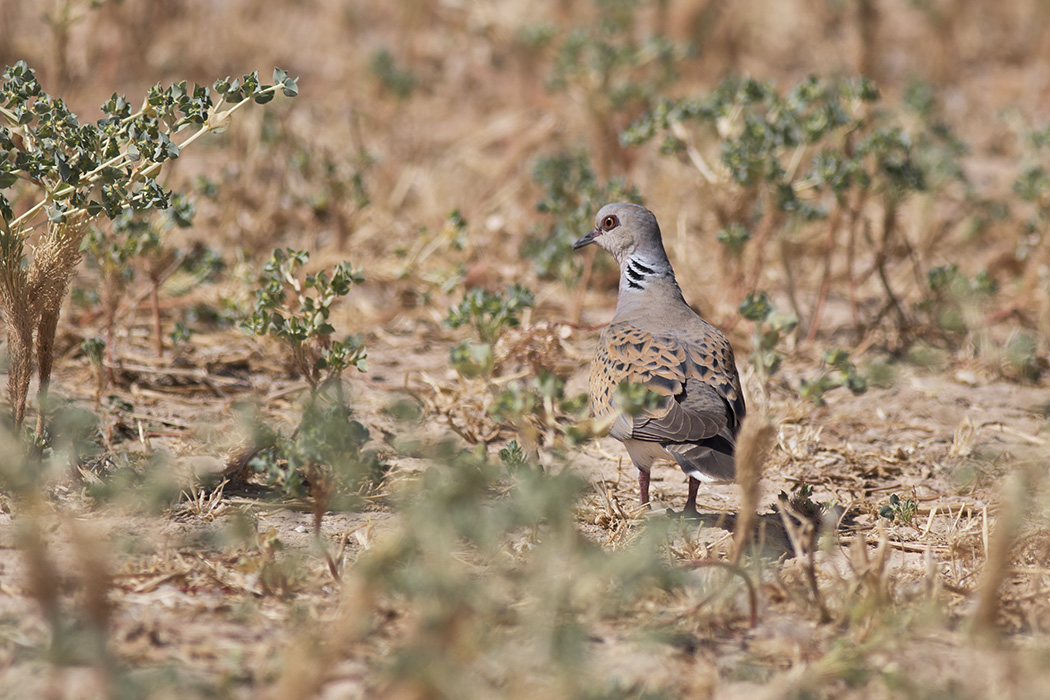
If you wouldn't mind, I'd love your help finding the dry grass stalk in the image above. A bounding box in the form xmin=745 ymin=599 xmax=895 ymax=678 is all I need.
xmin=30 ymin=219 xmax=87 ymax=434
xmin=182 ymin=477 xmax=230 ymax=519
xmin=0 ymin=226 xmax=36 ymax=429
xmin=844 ymin=529 xmax=892 ymax=608
xmin=731 ymin=411 xmax=776 ymax=565
xmin=15 ymin=509 xmax=117 ymax=683
xmin=973 ymin=463 xmax=1041 ymax=637
xmin=0 ymin=219 xmax=86 ymax=429
xmin=805 ymin=205 xmax=844 ymax=343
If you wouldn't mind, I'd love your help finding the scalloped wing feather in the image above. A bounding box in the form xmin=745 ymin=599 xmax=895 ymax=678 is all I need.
xmin=590 ymin=321 xmax=745 ymax=479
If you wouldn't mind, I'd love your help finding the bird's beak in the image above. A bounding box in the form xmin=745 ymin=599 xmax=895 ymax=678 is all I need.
xmin=572 ymin=228 xmax=600 ymax=250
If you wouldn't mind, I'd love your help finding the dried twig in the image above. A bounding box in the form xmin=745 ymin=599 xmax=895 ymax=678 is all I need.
xmin=777 ymin=495 xmax=830 ymax=622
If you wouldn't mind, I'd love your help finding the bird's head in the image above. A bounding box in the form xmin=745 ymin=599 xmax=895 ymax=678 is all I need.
xmin=572 ymin=202 xmax=663 ymax=265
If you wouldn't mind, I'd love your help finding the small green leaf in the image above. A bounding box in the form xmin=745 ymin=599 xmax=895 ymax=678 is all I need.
xmin=739 ymin=291 xmax=773 ymax=322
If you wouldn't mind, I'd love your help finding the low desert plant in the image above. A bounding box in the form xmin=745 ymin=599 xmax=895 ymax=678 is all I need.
xmin=879 ymin=492 xmax=918 ymax=526
xmin=528 ymin=150 xmax=641 ymax=324
xmin=527 ymin=150 xmax=641 ymax=290
xmin=240 ymin=249 xmax=376 ymax=504
xmin=446 ymin=283 xmax=534 ymax=378
xmin=82 ymin=192 xmax=195 ymax=361
xmin=738 ymin=289 xmax=797 ymax=388
xmin=797 ymin=349 xmax=868 ymax=406
xmin=0 ymin=61 xmax=298 ymax=432
xmin=242 ymin=248 xmax=367 ymax=395
xmin=369 ymin=48 xmax=417 ymax=100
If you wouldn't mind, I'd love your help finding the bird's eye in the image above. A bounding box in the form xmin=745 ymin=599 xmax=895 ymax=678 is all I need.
xmin=602 ymin=215 xmax=618 ymax=230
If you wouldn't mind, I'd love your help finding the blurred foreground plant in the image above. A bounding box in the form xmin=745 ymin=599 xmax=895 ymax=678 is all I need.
xmin=0 ymin=61 xmax=298 ymax=433
xmin=290 ymin=437 xmax=716 ymax=699
xmin=243 ymin=398 xmax=383 ymax=509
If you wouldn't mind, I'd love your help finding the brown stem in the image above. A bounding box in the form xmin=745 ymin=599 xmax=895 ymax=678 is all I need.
xmin=778 ymin=497 xmax=830 ymax=623
xmin=874 ymin=202 xmax=908 ymax=333
xmin=805 ymin=203 xmax=844 ymax=344
xmin=308 ymin=463 xmax=341 ymax=583
xmin=100 ymin=265 xmax=123 ymax=383
xmin=147 ymin=252 xmax=183 ymax=357
xmin=35 ymin=306 xmax=59 ymax=437
xmin=93 ymin=366 xmax=103 ymax=414
xmin=6 ymin=303 xmax=34 ymax=429
xmin=723 ymin=194 xmax=782 ymax=336
xmin=846 ymin=204 xmax=862 ymax=331
xmin=779 ymin=236 xmax=802 ymax=330
xmin=151 ymin=279 xmax=163 ymax=357
xmin=30 ymin=220 xmax=85 ymax=435
xmin=856 ymin=0 xmax=880 ymax=82
xmin=744 ymin=201 xmax=781 ymax=294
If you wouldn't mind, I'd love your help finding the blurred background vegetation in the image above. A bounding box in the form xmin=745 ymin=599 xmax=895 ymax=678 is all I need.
xmin=1 ymin=0 xmax=1046 ymax=361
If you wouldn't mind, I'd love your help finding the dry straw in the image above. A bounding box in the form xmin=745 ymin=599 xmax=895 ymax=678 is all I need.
xmin=731 ymin=411 xmax=776 ymax=564
xmin=973 ymin=462 xmax=1043 ymax=637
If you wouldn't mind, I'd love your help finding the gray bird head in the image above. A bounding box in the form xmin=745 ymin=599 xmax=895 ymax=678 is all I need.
xmin=573 ymin=202 xmax=670 ymax=268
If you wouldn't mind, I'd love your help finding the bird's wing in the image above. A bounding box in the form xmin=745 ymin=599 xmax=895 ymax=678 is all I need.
xmin=630 ymin=377 xmax=729 ymax=443
xmin=593 ymin=322 xmax=744 ymax=445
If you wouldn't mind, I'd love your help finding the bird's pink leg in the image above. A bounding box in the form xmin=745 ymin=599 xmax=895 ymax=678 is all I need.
xmin=638 ymin=469 xmax=651 ymax=507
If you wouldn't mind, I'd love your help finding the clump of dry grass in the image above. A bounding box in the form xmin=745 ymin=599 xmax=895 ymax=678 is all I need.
xmin=0 ymin=220 xmax=86 ymax=430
